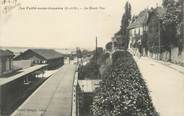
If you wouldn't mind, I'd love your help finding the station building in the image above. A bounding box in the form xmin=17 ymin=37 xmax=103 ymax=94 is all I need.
xmin=14 ymin=49 xmax=64 ymax=69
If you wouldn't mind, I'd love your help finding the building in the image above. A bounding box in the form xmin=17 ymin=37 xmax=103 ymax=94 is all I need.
xmin=0 ymin=64 xmax=47 ymax=115
xmin=78 ymin=80 xmax=101 ymax=93
xmin=14 ymin=49 xmax=64 ymax=69
xmin=128 ymin=9 xmax=149 ymax=55
xmin=0 ymin=49 xmax=14 ymax=76
xmin=13 ymin=60 xmax=33 ymax=69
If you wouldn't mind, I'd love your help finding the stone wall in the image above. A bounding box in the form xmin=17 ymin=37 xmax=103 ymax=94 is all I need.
xmin=148 ymin=47 xmax=184 ymax=66
xmin=171 ymin=47 xmax=184 ymax=65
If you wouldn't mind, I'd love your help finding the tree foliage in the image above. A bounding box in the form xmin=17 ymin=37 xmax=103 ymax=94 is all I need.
xmin=76 ymin=47 xmax=82 ymax=58
xmin=161 ymin=0 xmax=182 ymax=50
xmin=105 ymin=42 xmax=113 ymax=51
xmin=91 ymin=51 xmax=157 ymax=116
xmin=119 ymin=2 xmax=132 ymax=49
xmin=78 ymin=61 xmax=100 ymax=80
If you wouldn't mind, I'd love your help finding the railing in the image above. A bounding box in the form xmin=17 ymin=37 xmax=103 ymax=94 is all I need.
xmin=72 ymin=69 xmax=79 ymax=116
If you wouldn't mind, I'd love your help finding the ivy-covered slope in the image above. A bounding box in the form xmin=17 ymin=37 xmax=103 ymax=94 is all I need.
xmin=91 ymin=51 xmax=158 ymax=116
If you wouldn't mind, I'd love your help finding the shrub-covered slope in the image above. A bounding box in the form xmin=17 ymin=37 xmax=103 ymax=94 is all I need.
xmin=91 ymin=51 xmax=157 ymax=116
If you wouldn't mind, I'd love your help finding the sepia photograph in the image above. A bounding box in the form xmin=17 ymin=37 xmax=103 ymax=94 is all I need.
xmin=0 ymin=0 xmax=184 ymax=116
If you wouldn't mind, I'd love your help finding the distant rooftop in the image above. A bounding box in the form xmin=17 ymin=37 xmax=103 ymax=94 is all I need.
xmin=0 ymin=49 xmax=14 ymax=57
xmin=150 ymin=7 xmax=166 ymax=18
xmin=30 ymin=49 xmax=64 ymax=60
xmin=14 ymin=49 xmax=64 ymax=60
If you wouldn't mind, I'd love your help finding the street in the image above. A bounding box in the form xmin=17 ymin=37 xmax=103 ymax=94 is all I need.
xmin=135 ymin=57 xmax=184 ymax=116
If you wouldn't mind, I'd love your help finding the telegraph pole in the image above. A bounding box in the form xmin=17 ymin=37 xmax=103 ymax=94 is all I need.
xmin=182 ymin=0 xmax=184 ymax=47
xmin=158 ymin=21 xmax=161 ymax=60
xmin=95 ymin=36 xmax=99 ymax=79
xmin=76 ymin=47 xmax=79 ymax=65
xmin=96 ymin=36 xmax=98 ymax=64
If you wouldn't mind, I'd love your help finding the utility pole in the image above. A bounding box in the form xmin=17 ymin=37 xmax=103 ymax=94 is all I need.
xmin=182 ymin=0 xmax=184 ymax=47
xmin=158 ymin=21 xmax=161 ymax=60
xmin=76 ymin=47 xmax=79 ymax=65
xmin=112 ymin=37 xmax=115 ymax=52
xmin=95 ymin=36 xmax=99 ymax=79
xmin=96 ymin=36 xmax=98 ymax=64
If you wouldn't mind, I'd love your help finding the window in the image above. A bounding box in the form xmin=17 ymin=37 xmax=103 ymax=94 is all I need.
xmin=42 ymin=60 xmax=47 ymax=63
xmin=24 ymin=77 xmax=30 ymax=85
xmin=9 ymin=58 xmax=12 ymax=70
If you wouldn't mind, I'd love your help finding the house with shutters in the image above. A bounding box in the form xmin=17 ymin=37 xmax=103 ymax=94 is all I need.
xmin=128 ymin=9 xmax=150 ymax=56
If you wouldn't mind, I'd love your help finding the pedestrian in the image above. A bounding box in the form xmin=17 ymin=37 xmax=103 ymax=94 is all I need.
xmin=137 ymin=39 xmax=142 ymax=58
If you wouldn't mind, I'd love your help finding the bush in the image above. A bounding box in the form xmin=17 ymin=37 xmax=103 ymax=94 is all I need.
xmin=91 ymin=51 xmax=157 ymax=116
xmin=78 ymin=61 xmax=101 ymax=80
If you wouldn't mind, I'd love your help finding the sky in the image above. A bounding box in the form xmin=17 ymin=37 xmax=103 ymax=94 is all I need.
xmin=0 ymin=0 xmax=162 ymax=50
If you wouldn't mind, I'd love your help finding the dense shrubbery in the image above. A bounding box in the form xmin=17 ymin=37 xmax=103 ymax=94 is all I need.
xmin=91 ymin=51 xmax=157 ymax=116
xmin=78 ymin=61 xmax=101 ymax=80
xmin=78 ymin=50 xmax=110 ymax=80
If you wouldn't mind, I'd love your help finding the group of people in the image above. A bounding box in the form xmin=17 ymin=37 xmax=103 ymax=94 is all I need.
xmin=130 ymin=39 xmax=143 ymax=58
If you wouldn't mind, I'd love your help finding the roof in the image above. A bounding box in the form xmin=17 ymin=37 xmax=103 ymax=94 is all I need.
xmin=78 ymin=80 xmax=101 ymax=93
xmin=14 ymin=49 xmax=64 ymax=60
xmin=0 ymin=49 xmax=14 ymax=57
xmin=30 ymin=49 xmax=64 ymax=60
xmin=155 ymin=7 xmax=166 ymax=18
xmin=150 ymin=7 xmax=166 ymax=18
xmin=128 ymin=9 xmax=149 ymax=29
xmin=0 ymin=64 xmax=47 ymax=86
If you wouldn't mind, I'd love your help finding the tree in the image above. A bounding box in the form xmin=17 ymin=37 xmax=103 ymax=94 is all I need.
xmin=105 ymin=42 xmax=113 ymax=51
xmin=131 ymin=15 xmax=137 ymax=23
xmin=162 ymin=0 xmax=174 ymax=8
xmin=76 ymin=47 xmax=82 ymax=58
xmin=78 ymin=61 xmax=100 ymax=80
xmin=162 ymin=0 xmax=182 ymax=60
xmin=119 ymin=2 xmax=132 ymax=49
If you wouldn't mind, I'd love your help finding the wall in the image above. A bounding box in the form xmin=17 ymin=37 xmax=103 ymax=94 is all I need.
xmin=0 ymin=77 xmax=25 ymax=115
xmin=13 ymin=60 xmax=33 ymax=69
xmin=0 ymin=58 xmax=2 ymax=75
xmin=47 ymin=57 xmax=64 ymax=70
xmin=171 ymin=47 xmax=184 ymax=65
xmin=148 ymin=47 xmax=184 ymax=66
xmin=0 ymin=57 xmax=13 ymax=76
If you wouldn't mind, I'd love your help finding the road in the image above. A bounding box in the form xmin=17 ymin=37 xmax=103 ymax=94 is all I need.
xmin=135 ymin=57 xmax=184 ymax=116
xmin=11 ymin=64 xmax=76 ymax=116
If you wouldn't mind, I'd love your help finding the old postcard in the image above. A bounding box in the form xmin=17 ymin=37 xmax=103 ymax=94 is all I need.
xmin=0 ymin=0 xmax=184 ymax=116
